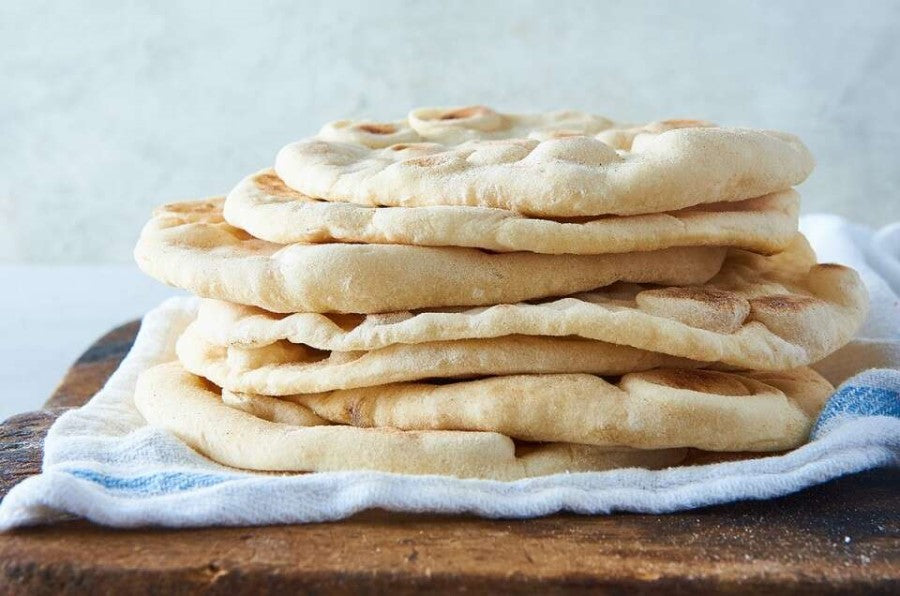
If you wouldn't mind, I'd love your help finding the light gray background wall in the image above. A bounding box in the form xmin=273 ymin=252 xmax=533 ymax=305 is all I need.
xmin=2 ymin=0 xmax=899 ymax=263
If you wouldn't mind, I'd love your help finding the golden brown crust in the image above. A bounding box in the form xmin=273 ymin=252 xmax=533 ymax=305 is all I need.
xmin=136 ymin=199 xmax=727 ymax=313
xmin=192 ymin=235 xmax=867 ymax=370
xmin=223 ymin=169 xmax=801 ymax=254
xmin=272 ymin=106 xmax=814 ymax=217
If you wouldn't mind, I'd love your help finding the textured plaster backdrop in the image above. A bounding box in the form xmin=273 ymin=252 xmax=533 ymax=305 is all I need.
xmin=2 ymin=0 xmax=899 ymax=263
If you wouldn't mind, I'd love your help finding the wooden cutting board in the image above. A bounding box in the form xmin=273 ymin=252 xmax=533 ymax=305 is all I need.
xmin=0 ymin=321 xmax=897 ymax=594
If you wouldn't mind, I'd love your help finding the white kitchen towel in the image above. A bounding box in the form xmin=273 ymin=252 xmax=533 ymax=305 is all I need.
xmin=0 ymin=216 xmax=898 ymax=529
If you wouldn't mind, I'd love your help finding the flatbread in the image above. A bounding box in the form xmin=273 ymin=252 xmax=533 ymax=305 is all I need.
xmin=223 ymin=169 xmax=800 ymax=255
xmin=134 ymin=199 xmax=727 ymax=314
xmin=134 ymin=362 xmax=687 ymax=479
xmin=224 ymin=367 xmax=831 ymax=452
xmin=274 ymin=106 xmax=814 ymax=217
xmin=195 ymin=235 xmax=867 ymax=370
xmin=177 ymin=320 xmax=697 ymax=395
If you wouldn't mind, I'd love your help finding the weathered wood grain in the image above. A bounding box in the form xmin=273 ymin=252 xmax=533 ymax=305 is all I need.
xmin=0 ymin=408 xmax=68 ymax=499
xmin=0 ymin=320 xmax=897 ymax=594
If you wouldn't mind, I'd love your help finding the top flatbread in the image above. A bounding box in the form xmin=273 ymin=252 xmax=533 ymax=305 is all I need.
xmin=224 ymin=169 xmax=800 ymax=254
xmin=275 ymin=106 xmax=814 ymax=217
xmin=134 ymin=199 xmax=726 ymax=314
xmin=194 ymin=235 xmax=868 ymax=370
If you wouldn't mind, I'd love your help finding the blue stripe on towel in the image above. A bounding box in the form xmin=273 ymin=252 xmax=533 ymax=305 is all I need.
xmin=812 ymin=369 xmax=900 ymax=439
xmin=67 ymin=469 xmax=231 ymax=496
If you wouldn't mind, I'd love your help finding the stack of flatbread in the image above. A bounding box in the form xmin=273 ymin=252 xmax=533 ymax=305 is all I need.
xmin=133 ymin=106 xmax=868 ymax=480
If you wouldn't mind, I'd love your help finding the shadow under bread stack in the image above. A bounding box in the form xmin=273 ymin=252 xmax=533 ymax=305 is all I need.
xmin=133 ymin=106 xmax=868 ymax=480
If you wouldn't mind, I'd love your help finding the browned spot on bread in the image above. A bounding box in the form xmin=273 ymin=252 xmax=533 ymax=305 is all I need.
xmin=546 ymin=130 xmax=585 ymax=139
xmin=816 ymin=263 xmax=851 ymax=272
xmin=389 ymin=144 xmax=410 ymax=151
xmin=659 ymin=118 xmax=710 ymax=129
xmin=750 ymin=294 xmax=820 ymax=313
xmin=157 ymin=199 xmax=223 ymax=215
xmin=642 ymin=369 xmax=755 ymax=396
xmin=254 ymin=171 xmax=304 ymax=198
xmin=403 ymin=153 xmax=453 ymax=168
xmin=635 ymin=287 xmax=751 ymax=334
xmin=645 ymin=287 xmax=743 ymax=306
xmin=356 ymin=122 xmax=397 ymax=135
xmin=439 ymin=106 xmax=490 ymax=120
xmin=345 ymin=398 xmax=367 ymax=427
xmin=154 ymin=199 xmax=226 ymax=226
